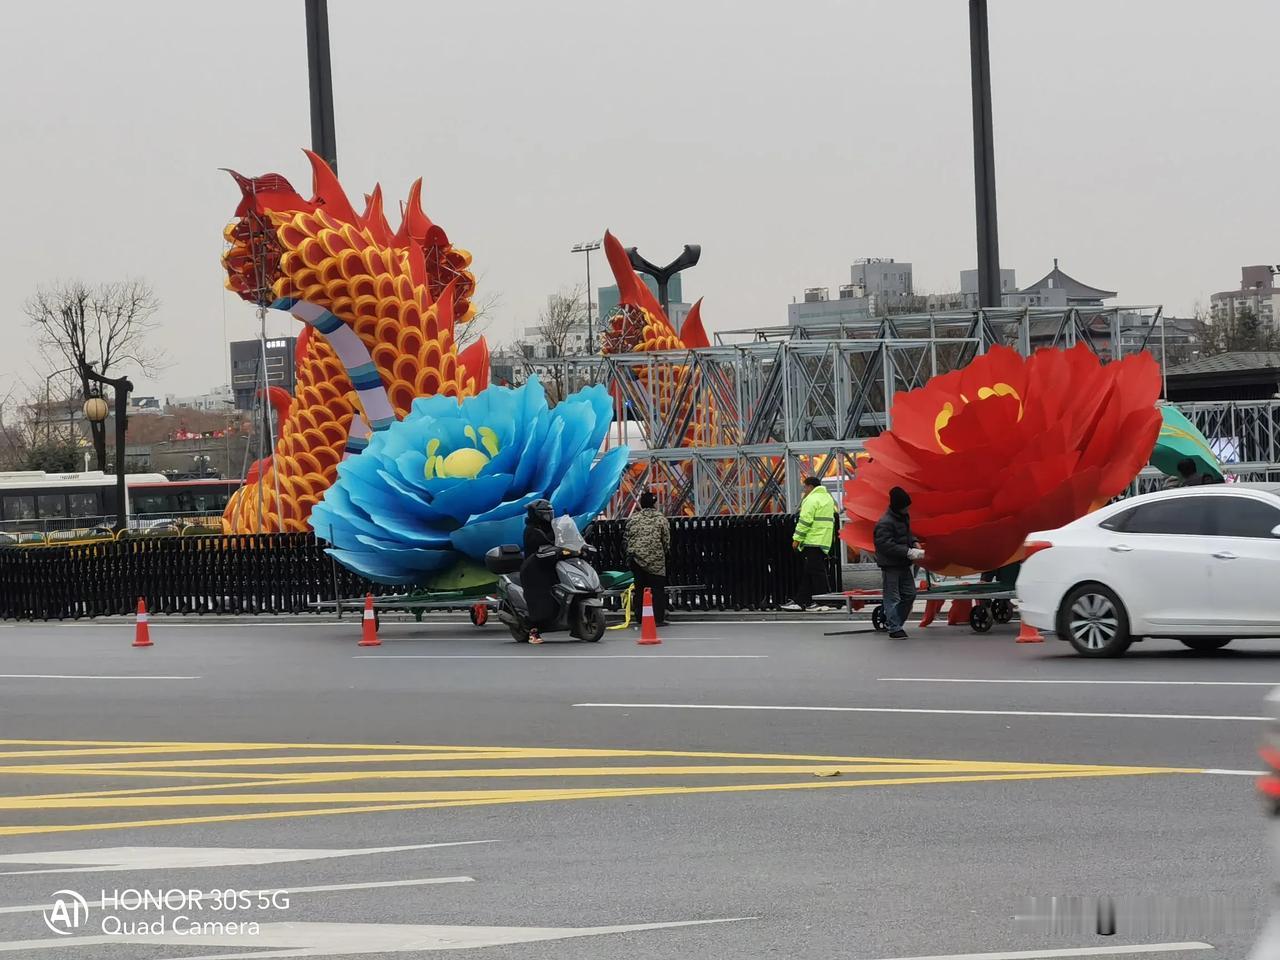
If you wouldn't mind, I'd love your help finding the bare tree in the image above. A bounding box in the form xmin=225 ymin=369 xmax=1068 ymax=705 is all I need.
xmin=0 ymin=378 xmax=84 ymax=472
xmin=1192 ymin=304 xmax=1279 ymax=357
xmin=25 ymin=279 xmax=164 ymax=470
xmin=526 ymin=285 xmax=587 ymax=401
xmin=455 ymin=286 xmax=501 ymax=351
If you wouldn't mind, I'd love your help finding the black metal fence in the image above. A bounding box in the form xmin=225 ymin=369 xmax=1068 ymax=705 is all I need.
xmin=0 ymin=516 xmax=838 ymax=620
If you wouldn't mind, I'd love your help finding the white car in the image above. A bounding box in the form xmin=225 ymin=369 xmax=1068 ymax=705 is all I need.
xmin=1017 ymin=483 xmax=1280 ymax=657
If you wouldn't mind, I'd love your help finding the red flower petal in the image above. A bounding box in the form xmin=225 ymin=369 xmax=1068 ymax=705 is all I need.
xmin=842 ymin=345 xmax=1162 ymax=574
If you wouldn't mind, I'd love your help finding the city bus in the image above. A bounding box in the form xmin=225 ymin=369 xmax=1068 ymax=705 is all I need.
xmin=0 ymin=471 xmax=241 ymax=536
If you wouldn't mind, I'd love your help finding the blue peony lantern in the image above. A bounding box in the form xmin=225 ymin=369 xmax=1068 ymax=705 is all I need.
xmin=310 ymin=377 xmax=629 ymax=585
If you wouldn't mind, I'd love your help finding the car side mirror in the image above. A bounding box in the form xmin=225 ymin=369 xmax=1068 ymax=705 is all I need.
xmin=1272 ymin=524 xmax=1280 ymax=538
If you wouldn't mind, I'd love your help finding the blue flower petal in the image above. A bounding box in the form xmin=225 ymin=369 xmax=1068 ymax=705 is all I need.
xmin=529 ymin=418 xmax=564 ymax=494
xmin=580 ymin=446 xmax=630 ymax=517
xmin=449 ymin=513 xmax=527 ymax=561
xmin=549 ymin=449 xmax=593 ymax=515
xmin=470 ymin=490 xmax=544 ymax=525
xmin=409 ymin=393 xmax=464 ymax=421
xmin=429 ymin=472 xmax=513 ymax=523
xmin=326 ymin=548 xmax=435 ymax=585
xmin=580 ymin=385 xmax=615 ymax=455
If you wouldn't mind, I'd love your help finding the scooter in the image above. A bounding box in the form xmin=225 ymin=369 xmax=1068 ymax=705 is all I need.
xmin=484 ymin=533 xmax=606 ymax=643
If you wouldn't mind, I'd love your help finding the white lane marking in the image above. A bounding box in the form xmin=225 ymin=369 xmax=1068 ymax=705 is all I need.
xmin=882 ymin=677 xmax=1277 ymax=687
xmin=354 ymin=654 xmax=767 ymax=660
xmin=1202 ymin=768 xmax=1265 ymax=776
xmin=0 ymin=840 xmax=496 ymax=875
xmin=574 ymin=703 xmax=1267 ymax=722
xmin=0 ymin=674 xmax=200 ymax=681
xmin=0 ymin=875 xmax=474 ymax=915
xmin=0 ymin=916 xmax=754 ymax=956
xmin=863 ymin=942 xmax=1213 ymax=960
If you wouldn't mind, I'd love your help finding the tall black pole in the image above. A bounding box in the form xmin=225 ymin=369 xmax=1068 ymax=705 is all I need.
xmin=112 ymin=380 xmax=130 ymax=531
xmin=584 ymin=251 xmax=593 ymax=351
xmin=305 ymin=0 xmax=338 ymax=173
xmin=969 ymin=0 xmax=1001 ymax=308
xmin=85 ymin=369 xmax=133 ymax=532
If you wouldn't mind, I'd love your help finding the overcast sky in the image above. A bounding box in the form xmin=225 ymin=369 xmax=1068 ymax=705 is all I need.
xmin=1 ymin=0 xmax=1274 ymax=398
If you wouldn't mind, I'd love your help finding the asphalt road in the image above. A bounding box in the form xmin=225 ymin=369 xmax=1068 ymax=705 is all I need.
xmin=0 ymin=615 xmax=1276 ymax=959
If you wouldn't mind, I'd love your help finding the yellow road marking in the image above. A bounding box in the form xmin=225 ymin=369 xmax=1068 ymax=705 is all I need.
xmin=0 ymin=739 xmax=1005 ymax=764
xmin=0 ymin=767 xmax=1191 ymax=838
xmin=0 ymin=739 xmax=1195 ymax=838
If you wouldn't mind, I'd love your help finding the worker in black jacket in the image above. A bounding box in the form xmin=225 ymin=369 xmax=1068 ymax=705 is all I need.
xmin=873 ymin=486 xmax=924 ymax=639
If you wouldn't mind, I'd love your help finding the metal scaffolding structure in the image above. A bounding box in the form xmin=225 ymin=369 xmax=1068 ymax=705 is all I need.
xmin=530 ymin=307 xmax=1276 ymax=515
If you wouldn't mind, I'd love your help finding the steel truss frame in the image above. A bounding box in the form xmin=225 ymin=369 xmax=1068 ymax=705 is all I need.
xmin=526 ymin=307 xmax=1274 ymax=515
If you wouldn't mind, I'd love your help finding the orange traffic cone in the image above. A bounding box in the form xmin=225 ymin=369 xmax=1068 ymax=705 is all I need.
xmin=1016 ymin=620 xmax=1045 ymax=643
xmin=947 ymin=599 xmax=973 ymax=625
xmin=637 ymin=588 xmax=662 ymax=645
xmin=133 ymin=597 xmax=152 ymax=648
xmin=918 ymin=599 xmax=944 ymax=628
xmin=359 ymin=593 xmax=381 ymax=647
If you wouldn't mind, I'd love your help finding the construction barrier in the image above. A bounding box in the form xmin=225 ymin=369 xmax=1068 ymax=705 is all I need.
xmin=0 ymin=516 xmax=839 ymax=621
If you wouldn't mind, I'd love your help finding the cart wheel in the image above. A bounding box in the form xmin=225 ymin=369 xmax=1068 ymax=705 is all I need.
xmin=871 ymin=605 xmax=887 ymax=632
xmin=469 ymin=604 xmax=488 ymax=627
xmin=969 ymin=603 xmax=994 ymax=633
xmin=991 ymin=599 xmax=1014 ymax=624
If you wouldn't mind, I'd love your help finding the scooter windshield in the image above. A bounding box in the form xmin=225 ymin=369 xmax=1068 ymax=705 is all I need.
xmin=553 ymin=515 xmax=586 ymax=551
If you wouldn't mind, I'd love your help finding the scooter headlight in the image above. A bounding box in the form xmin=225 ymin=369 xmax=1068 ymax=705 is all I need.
xmin=563 ymin=568 xmax=590 ymax=590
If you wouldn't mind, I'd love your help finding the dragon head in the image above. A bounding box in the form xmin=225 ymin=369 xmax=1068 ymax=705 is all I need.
xmin=221 ymin=151 xmax=476 ymax=320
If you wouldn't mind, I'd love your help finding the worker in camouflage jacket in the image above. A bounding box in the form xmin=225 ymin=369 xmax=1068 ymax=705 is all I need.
xmin=625 ymin=490 xmax=671 ymax=627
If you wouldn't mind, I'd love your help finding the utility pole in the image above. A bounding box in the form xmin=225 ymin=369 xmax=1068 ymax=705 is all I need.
xmin=305 ymin=0 xmax=338 ymax=173
xmin=969 ymin=0 xmax=1001 ymax=308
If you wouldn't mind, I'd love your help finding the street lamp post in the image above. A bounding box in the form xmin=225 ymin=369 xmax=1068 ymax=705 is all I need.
xmin=625 ymin=245 xmax=701 ymax=315
xmin=304 ymin=0 xmax=338 ymax=173
xmin=969 ymin=0 xmax=1002 ymax=309
xmin=570 ymin=240 xmax=601 ymax=352
xmin=81 ymin=370 xmax=133 ymax=532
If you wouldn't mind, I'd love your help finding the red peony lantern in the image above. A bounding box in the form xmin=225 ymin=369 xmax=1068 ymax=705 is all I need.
xmin=841 ymin=344 xmax=1162 ymax=576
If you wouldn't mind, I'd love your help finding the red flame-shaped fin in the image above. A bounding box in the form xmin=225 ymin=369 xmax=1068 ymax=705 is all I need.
xmin=603 ymin=231 xmax=668 ymax=327
xmin=394 ymin=178 xmax=435 ymax=247
xmin=224 ymin=169 xmax=307 ymax=219
xmin=361 ymin=184 xmax=394 ymax=247
xmin=679 ymin=299 xmax=709 ymax=348
xmin=459 ymin=338 xmax=490 ymax=391
xmin=303 ymin=150 xmax=359 ymax=226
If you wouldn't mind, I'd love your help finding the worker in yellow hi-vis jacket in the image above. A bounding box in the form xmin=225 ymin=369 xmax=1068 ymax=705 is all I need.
xmin=782 ymin=476 xmax=837 ymax=611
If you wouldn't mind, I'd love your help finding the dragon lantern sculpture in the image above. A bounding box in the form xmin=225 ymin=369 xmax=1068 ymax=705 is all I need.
xmin=220 ymin=151 xmax=488 ymax=533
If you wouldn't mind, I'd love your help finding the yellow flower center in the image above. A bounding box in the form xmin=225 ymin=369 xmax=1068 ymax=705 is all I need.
xmin=933 ymin=382 xmax=1023 ymax=454
xmin=423 ymin=426 xmax=502 ymax=480
xmin=439 ymin=447 xmax=490 ymax=478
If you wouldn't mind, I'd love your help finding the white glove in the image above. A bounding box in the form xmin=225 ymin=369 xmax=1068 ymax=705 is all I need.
xmin=907 ymin=548 xmax=925 ymax=561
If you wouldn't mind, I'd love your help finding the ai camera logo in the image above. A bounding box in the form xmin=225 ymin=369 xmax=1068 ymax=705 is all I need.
xmin=44 ymin=890 xmax=89 ymax=935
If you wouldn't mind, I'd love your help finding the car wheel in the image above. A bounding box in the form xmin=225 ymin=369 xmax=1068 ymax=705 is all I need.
xmin=1178 ymin=637 xmax=1232 ymax=652
xmin=1059 ymin=584 xmax=1132 ymax=658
